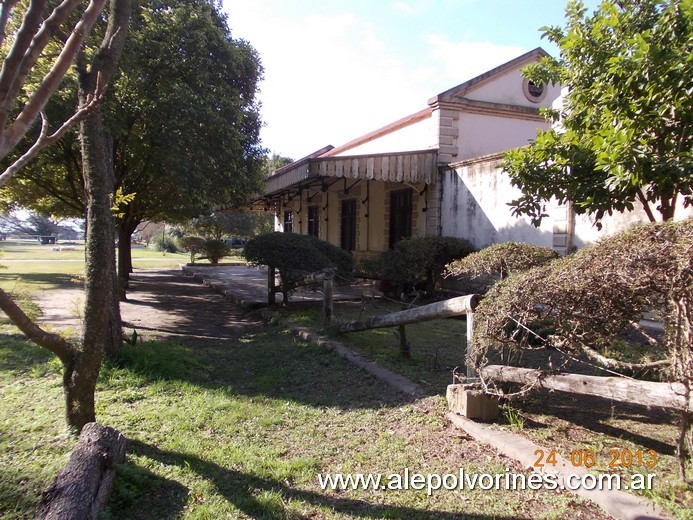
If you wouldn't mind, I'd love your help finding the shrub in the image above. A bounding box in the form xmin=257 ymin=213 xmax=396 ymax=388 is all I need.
xmin=177 ymin=236 xmax=206 ymax=264
xmin=361 ymin=236 xmax=474 ymax=297
xmin=473 ymin=220 xmax=692 ymax=478
xmin=244 ymin=232 xmax=353 ymax=303
xmin=199 ymin=239 xmax=231 ymax=264
xmin=445 ymin=242 xmax=558 ymax=293
xmin=151 ymin=234 xmax=178 ymax=253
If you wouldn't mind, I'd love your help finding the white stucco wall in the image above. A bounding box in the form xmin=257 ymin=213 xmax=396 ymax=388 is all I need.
xmin=466 ymin=68 xmax=562 ymax=109
xmin=573 ymin=202 xmax=693 ymax=248
xmin=457 ymin=112 xmax=551 ymax=161
xmin=440 ymin=158 xmax=553 ymax=249
xmin=334 ymin=115 xmax=437 ymax=156
xmin=442 ymin=158 xmax=693 ymax=251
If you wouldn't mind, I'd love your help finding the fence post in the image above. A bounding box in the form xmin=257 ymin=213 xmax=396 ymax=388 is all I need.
xmin=466 ymin=311 xmax=476 ymax=381
xmin=323 ymin=272 xmax=334 ymax=324
xmin=267 ymin=266 xmax=276 ymax=305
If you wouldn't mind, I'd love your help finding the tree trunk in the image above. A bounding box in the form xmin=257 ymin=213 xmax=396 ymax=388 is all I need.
xmin=36 ymin=423 xmax=127 ymax=520
xmin=77 ymin=0 xmax=131 ymax=366
xmin=116 ymin=221 xmax=135 ymax=300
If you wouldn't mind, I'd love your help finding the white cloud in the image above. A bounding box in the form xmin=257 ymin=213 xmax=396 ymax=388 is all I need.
xmin=425 ymin=35 xmax=526 ymax=83
xmin=225 ymin=1 xmax=528 ymax=159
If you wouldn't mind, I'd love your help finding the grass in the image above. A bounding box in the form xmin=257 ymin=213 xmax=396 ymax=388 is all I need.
xmin=0 ymin=250 xmax=689 ymax=519
xmin=0 ymin=330 xmax=607 ymax=519
xmin=272 ymin=298 xmax=692 ymax=519
xmin=272 ymin=298 xmax=469 ymax=395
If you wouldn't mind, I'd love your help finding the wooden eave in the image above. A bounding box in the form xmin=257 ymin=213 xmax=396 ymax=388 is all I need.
xmin=259 ymin=149 xmax=439 ymax=203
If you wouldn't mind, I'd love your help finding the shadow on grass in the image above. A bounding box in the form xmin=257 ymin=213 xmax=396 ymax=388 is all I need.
xmin=0 ymin=272 xmax=81 ymax=289
xmin=0 ymin=334 xmax=54 ymax=375
xmin=111 ymin=439 xmax=521 ymax=520
xmin=518 ymin=392 xmax=678 ymax=456
xmin=104 ymin=331 xmax=414 ymax=411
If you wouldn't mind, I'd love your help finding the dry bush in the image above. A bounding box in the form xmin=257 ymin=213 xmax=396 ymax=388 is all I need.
xmin=445 ymin=242 xmax=558 ymax=293
xmin=473 ymin=220 xmax=692 ymax=479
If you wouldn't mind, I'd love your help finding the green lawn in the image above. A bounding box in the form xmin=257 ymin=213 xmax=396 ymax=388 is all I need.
xmin=0 ymin=249 xmax=689 ymax=519
xmin=1 ymin=332 xmax=604 ymax=519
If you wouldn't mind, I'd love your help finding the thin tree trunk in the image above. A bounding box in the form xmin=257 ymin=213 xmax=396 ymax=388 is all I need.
xmin=117 ymin=223 xmax=132 ymax=300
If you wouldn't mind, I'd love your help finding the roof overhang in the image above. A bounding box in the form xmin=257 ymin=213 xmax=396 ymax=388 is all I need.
xmin=257 ymin=149 xmax=439 ymax=206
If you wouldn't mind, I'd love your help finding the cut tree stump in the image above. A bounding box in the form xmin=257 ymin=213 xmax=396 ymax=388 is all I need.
xmin=36 ymin=422 xmax=127 ymax=520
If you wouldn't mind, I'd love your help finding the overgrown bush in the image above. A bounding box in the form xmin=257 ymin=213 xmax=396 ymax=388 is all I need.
xmin=151 ymin=234 xmax=178 ymax=253
xmin=360 ymin=236 xmax=475 ymax=297
xmin=199 ymin=239 xmax=230 ymax=264
xmin=473 ymin=220 xmax=692 ymax=479
xmin=244 ymin=232 xmax=353 ymax=303
xmin=445 ymin=242 xmax=558 ymax=293
xmin=177 ymin=236 xmax=206 ymax=264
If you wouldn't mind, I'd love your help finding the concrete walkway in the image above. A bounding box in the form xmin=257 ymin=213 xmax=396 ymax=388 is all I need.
xmin=181 ymin=264 xmax=373 ymax=307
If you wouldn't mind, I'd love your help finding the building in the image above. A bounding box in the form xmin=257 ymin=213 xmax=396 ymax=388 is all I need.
xmin=256 ymin=48 xmax=690 ymax=260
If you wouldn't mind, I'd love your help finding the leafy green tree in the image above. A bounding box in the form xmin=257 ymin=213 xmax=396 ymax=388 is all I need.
xmin=0 ymin=0 xmax=131 ymax=432
xmin=264 ymin=153 xmax=294 ymax=177
xmin=503 ymin=0 xmax=692 ymax=226
xmin=186 ymin=211 xmax=274 ymax=240
xmin=0 ymin=0 xmax=265 ymax=295
xmin=110 ymin=0 xmax=264 ymax=287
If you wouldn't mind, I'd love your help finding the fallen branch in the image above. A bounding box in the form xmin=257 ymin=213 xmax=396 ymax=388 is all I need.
xmin=36 ymin=423 xmax=127 ymax=520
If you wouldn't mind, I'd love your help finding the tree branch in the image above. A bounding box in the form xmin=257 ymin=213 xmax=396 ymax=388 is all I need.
xmin=0 ymin=0 xmax=20 ymax=49
xmin=579 ymin=343 xmax=672 ymax=373
xmin=635 ymin=188 xmax=657 ymax=223
xmin=0 ymin=288 xmax=74 ymax=363
xmin=0 ymin=0 xmax=108 ymax=160
xmin=0 ymin=0 xmax=48 ymax=133
xmin=0 ymin=92 xmax=104 ymax=186
xmin=1 ymin=0 xmax=83 ymax=121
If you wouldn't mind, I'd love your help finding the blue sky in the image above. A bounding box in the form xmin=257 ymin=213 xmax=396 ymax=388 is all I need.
xmin=222 ymin=0 xmax=601 ymax=159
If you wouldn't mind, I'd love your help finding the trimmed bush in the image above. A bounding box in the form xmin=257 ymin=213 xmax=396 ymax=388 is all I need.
xmin=199 ymin=239 xmax=231 ymax=264
xmin=360 ymin=236 xmax=475 ymax=297
xmin=473 ymin=220 xmax=692 ymax=477
xmin=244 ymin=232 xmax=353 ymax=303
xmin=445 ymin=242 xmax=558 ymax=293
xmin=177 ymin=236 xmax=206 ymax=264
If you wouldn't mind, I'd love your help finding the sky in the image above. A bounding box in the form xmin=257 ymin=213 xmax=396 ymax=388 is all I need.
xmin=222 ymin=0 xmax=601 ymax=160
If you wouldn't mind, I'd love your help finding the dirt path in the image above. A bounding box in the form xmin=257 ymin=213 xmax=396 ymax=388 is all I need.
xmin=37 ymin=268 xmax=260 ymax=340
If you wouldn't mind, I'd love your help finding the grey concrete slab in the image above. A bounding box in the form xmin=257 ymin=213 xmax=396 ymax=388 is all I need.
xmin=181 ymin=264 xmax=372 ymax=307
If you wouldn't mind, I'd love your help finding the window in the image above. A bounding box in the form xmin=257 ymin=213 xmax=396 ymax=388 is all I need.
xmin=389 ymin=188 xmax=412 ymax=248
xmin=522 ymin=78 xmax=547 ymax=103
xmin=340 ymin=199 xmax=356 ymax=251
xmin=307 ymin=205 xmax=319 ymax=237
xmin=283 ymin=210 xmax=293 ymax=233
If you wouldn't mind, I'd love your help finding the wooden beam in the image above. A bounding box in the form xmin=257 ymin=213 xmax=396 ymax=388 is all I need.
xmin=480 ymin=365 xmax=692 ymax=410
xmin=336 ymin=294 xmax=478 ymax=333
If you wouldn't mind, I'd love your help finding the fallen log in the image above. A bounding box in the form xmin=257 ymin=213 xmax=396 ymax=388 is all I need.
xmin=481 ymin=365 xmax=692 ymax=410
xmin=36 ymin=422 xmax=127 ymax=520
xmin=336 ymin=294 xmax=479 ymax=333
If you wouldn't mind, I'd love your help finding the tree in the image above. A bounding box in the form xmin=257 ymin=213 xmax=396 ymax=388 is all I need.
xmin=0 ymin=0 xmax=266 ymax=294
xmin=109 ymin=0 xmax=264 ymax=290
xmin=0 ymin=211 xmax=62 ymax=236
xmin=0 ymin=0 xmax=131 ymax=432
xmin=503 ymin=0 xmax=692 ymax=226
xmin=185 ymin=211 xmax=274 ymax=240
